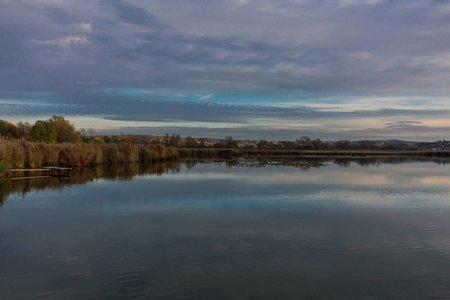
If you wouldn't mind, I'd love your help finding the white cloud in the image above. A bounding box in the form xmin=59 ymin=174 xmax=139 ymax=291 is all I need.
xmin=36 ymin=36 xmax=91 ymax=48
xmin=339 ymin=0 xmax=383 ymax=7
xmin=349 ymin=52 xmax=373 ymax=59
xmin=75 ymin=22 xmax=92 ymax=32
xmin=199 ymin=94 xmax=213 ymax=101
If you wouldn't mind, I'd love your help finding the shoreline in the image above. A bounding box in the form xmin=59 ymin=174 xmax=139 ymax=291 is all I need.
xmin=178 ymin=148 xmax=450 ymax=159
xmin=2 ymin=143 xmax=450 ymax=176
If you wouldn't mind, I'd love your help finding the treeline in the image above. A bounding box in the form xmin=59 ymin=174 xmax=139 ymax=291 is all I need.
xmin=252 ymin=137 xmax=396 ymax=151
xmin=162 ymin=135 xmax=414 ymax=151
xmin=171 ymin=136 xmax=450 ymax=151
xmin=0 ymin=116 xmax=82 ymax=143
xmin=2 ymin=116 xmax=440 ymax=151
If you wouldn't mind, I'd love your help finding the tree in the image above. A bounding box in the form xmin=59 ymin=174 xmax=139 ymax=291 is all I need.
xmin=225 ymin=136 xmax=239 ymax=148
xmin=184 ymin=136 xmax=198 ymax=148
xmin=87 ymin=128 xmax=96 ymax=136
xmin=5 ymin=123 xmax=19 ymax=139
xmin=29 ymin=121 xmax=57 ymax=143
xmin=0 ymin=120 xmax=6 ymax=137
xmin=310 ymin=139 xmax=329 ymax=150
xmin=258 ymin=139 xmax=271 ymax=149
xmin=295 ymin=136 xmax=311 ymax=149
xmin=334 ymin=139 xmax=353 ymax=150
xmin=16 ymin=121 xmax=31 ymax=137
xmin=357 ymin=140 xmax=377 ymax=150
xmin=49 ymin=116 xmax=81 ymax=143
xmin=279 ymin=141 xmax=295 ymax=149
xmin=296 ymin=136 xmax=311 ymax=144
xmin=0 ymin=120 xmax=19 ymax=139
xmin=164 ymin=133 xmax=180 ymax=147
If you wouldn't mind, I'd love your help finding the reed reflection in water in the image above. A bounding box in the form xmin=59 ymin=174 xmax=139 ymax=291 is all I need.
xmin=0 ymin=161 xmax=182 ymax=205
xmin=1 ymin=157 xmax=450 ymax=299
xmin=2 ymin=157 xmax=447 ymax=204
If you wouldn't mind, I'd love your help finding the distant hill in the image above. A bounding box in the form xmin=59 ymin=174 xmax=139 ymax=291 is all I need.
xmin=325 ymin=139 xmax=420 ymax=146
xmin=383 ymin=139 xmax=419 ymax=146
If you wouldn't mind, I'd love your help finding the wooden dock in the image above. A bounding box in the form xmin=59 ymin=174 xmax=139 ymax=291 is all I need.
xmin=9 ymin=168 xmax=51 ymax=172
xmin=2 ymin=167 xmax=72 ymax=180
xmin=9 ymin=176 xmax=52 ymax=180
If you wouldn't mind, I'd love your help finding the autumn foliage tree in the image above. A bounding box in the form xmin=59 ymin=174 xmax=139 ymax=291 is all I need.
xmin=49 ymin=116 xmax=81 ymax=143
xmin=27 ymin=116 xmax=81 ymax=143
xmin=0 ymin=120 xmax=20 ymax=139
xmin=29 ymin=120 xmax=57 ymax=143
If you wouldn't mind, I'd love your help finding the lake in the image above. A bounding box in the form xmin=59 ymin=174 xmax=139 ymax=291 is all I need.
xmin=1 ymin=158 xmax=450 ymax=299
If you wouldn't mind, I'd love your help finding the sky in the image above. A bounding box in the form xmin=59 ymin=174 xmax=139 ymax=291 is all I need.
xmin=1 ymin=0 xmax=450 ymax=141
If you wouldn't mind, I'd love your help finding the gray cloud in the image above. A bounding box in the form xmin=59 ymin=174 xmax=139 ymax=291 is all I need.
xmin=2 ymin=89 xmax=449 ymax=125
xmin=102 ymin=123 xmax=450 ymax=141
xmin=105 ymin=0 xmax=171 ymax=30
xmin=385 ymin=121 xmax=423 ymax=129
xmin=1 ymin=0 xmax=450 ymax=139
xmin=2 ymin=0 xmax=450 ymax=93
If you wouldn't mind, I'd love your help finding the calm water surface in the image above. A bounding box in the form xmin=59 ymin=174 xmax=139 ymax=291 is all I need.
xmin=1 ymin=158 xmax=450 ymax=299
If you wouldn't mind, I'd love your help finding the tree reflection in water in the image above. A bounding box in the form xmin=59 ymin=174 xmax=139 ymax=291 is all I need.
xmin=0 ymin=161 xmax=182 ymax=206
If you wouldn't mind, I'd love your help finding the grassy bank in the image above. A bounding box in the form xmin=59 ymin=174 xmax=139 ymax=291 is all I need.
xmin=0 ymin=139 xmax=177 ymax=170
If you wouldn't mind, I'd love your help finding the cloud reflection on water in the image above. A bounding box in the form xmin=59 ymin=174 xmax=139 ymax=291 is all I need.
xmin=1 ymin=158 xmax=450 ymax=299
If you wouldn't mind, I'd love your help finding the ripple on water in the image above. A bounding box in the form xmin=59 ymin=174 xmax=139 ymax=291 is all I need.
xmin=103 ymin=271 xmax=153 ymax=300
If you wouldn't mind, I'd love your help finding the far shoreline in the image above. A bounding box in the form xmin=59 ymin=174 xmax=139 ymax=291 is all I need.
xmin=178 ymin=148 xmax=450 ymax=159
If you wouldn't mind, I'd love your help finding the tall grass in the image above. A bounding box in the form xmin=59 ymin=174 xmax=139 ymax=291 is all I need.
xmin=0 ymin=139 xmax=178 ymax=170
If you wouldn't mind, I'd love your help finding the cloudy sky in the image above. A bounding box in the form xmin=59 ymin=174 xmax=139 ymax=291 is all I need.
xmin=1 ymin=0 xmax=450 ymax=141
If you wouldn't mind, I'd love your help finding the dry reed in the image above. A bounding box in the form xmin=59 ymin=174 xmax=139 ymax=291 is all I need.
xmin=0 ymin=139 xmax=178 ymax=170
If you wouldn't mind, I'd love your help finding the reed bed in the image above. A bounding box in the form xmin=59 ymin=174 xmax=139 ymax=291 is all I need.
xmin=0 ymin=139 xmax=178 ymax=170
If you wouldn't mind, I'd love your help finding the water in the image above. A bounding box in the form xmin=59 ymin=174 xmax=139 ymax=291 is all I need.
xmin=1 ymin=158 xmax=450 ymax=299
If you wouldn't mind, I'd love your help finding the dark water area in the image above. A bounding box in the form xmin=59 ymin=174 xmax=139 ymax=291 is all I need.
xmin=1 ymin=157 xmax=450 ymax=299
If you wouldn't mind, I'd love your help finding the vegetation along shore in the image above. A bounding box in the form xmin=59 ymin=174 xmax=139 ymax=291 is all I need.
xmin=1 ymin=116 xmax=449 ymax=173
xmin=0 ymin=116 xmax=177 ymax=172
